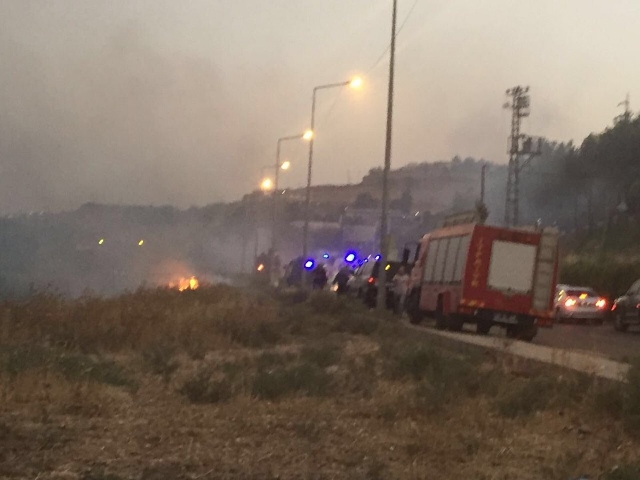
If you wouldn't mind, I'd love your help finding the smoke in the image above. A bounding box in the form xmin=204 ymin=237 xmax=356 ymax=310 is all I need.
xmin=0 ymin=26 xmax=281 ymax=214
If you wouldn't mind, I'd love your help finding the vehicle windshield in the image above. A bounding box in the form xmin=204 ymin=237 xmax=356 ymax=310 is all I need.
xmin=565 ymin=289 xmax=597 ymax=297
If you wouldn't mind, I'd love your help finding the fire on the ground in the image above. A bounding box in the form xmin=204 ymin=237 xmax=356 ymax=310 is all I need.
xmin=169 ymin=276 xmax=199 ymax=291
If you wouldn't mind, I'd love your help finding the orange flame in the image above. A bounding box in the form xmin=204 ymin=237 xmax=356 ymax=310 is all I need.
xmin=169 ymin=276 xmax=199 ymax=291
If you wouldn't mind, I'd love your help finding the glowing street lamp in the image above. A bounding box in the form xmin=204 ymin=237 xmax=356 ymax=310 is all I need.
xmin=280 ymin=160 xmax=291 ymax=171
xmin=260 ymin=177 xmax=274 ymax=192
xmin=350 ymin=77 xmax=363 ymax=89
xmin=302 ymin=76 xmax=363 ymax=271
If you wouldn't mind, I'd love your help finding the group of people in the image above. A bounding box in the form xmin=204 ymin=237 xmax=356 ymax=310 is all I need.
xmin=269 ymin=253 xmax=412 ymax=315
xmin=314 ymin=262 xmax=411 ymax=316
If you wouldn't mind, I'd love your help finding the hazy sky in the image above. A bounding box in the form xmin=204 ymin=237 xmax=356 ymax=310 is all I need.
xmin=1 ymin=0 xmax=638 ymax=213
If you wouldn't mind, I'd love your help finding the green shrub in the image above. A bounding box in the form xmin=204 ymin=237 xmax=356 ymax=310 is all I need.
xmin=495 ymin=376 xmax=558 ymax=418
xmin=602 ymin=464 xmax=640 ymax=480
xmin=142 ymin=343 xmax=179 ymax=381
xmin=251 ymin=362 xmax=332 ymax=400
xmin=300 ymin=343 xmax=342 ymax=368
xmin=1 ymin=345 xmax=51 ymax=377
xmin=592 ymin=361 xmax=640 ymax=437
xmin=332 ymin=315 xmax=379 ymax=336
xmin=215 ymin=318 xmax=282 ymax=348
xmin=593 ymin=383 xmax=625 ymax=419
xmin=255 ymin=351 xmax=295 ymax=370
xmin=1 ymin=345 xmax=135 ymax=389
xmin=56 ymin=354 xmax=136 ymax=389
xmin=385 ymin=345 xmax=442 ymax=381
xmin=179 ymin=368 xmax=232 ymax=404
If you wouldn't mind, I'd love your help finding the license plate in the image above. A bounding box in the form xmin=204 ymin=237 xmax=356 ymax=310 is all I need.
xmin=493 ymin=313 xmax=518 ymax=324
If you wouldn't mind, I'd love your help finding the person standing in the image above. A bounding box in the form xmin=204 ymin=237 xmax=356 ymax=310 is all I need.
xmin=392 ymin=266 xmax=410 ymax=315
xmin=333 ymin=265 xmax=353 ymax=295
xmin=312 ymin=263 xmax=329 ymax=290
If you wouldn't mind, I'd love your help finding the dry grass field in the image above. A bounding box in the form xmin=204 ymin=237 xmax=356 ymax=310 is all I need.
xmin=1 ymin=286 xmax=640 ymax=479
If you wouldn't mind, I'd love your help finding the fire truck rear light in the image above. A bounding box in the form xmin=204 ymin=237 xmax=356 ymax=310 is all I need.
xmin=564 ymin=298 xmax=577 ymax=308
xmin=368 ymin=277 xmax=375 ymax=285
xmin=595 ymin=298 xmax=606 ymax=309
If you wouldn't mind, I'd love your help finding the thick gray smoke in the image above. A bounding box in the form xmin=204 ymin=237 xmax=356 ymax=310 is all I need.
xmin=0 ymin=26 xmax=276 ymax=214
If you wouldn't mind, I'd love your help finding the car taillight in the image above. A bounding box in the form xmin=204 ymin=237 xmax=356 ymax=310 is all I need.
xmin=368 ymin=277 xmax=376 ymax=285
xmin=564 ymin=297 xmax=577 ymax=308
xmin=595 ymin=298 xmax=606 ymax=309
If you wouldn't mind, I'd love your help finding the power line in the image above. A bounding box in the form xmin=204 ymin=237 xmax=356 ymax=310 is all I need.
xmin=314 ymin=0 xmax=420 ymax=129
xmin=366 ymin=0 xmax=420 ymax=74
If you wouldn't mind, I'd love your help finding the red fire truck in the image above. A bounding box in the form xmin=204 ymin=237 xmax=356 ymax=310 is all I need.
xmin=405 ymin=217 xmax=559 ymax=341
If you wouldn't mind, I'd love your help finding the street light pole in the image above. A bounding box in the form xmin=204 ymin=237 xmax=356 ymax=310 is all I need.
xmin=376 ymin=0 xmax=398 ymax=311
xmin=302 ymin=79 xmax=360 ymax=271
xmin=272 ymin=133 xmax=308 ymax=253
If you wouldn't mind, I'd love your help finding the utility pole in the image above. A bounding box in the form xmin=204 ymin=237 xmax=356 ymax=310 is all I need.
xmin=503 ymin=86 xmax=541 ymax=227
xmin=376 ymin=0 xmax=398 ymax=311
xmin=480 ymin=163 xmax=487 ymax=204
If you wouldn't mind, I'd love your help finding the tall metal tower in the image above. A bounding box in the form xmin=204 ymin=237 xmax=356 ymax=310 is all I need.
xmin=504 ymin=86 xmax=541 ymax=227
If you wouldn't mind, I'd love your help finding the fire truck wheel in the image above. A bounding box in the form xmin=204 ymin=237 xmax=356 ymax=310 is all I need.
xmin=518 ymin=325 xmax=538 ymax=342
xmin=446 ymin=314 xmax=464 ymax=332
xmin=476 ymin=319 xmax=492 ymax=335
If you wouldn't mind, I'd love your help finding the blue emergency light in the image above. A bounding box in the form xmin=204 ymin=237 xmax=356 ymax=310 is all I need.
xmin=304 ymin=259 xmax=315 ymax=270
xmin=345 ymin=252 xmax=356 ymax=263
xmin=374 ymin=254 xmax=381 ymax=261
xmin=322 ymin=253 xmax=330 ymax=259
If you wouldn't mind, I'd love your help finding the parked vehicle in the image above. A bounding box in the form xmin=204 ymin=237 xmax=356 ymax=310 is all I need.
xmin=347 ymin=260 xmax=403 ymax=309
xmin=611 ymin=279 xmax=640 ymax=332
xmin=554 ymin=284 xmax=607 ymax=324
xmin=405 ymin=222 xmax=559 ymax=341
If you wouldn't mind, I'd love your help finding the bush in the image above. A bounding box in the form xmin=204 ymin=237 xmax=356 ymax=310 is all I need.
xmin=142 ymin=343 xmax=179 ymax=382
xmin=1 ymin=286 xmax=281 ymax=355
xmin=560 ymin=256 xmax=640 ymax=299
xmin=251 ymin=362 xmax=332 ymax=400
xmin=495 ymin=376 xmax=558 ymax=418
xmin=333 ymin=315 xmax=379 ymax=336
xmin=179 ymin=368 xmax=233 ymax=404
xmin=592 ymin=361 xmax=640 ymax=437
xmin=602 ymin=464 xmax=640 ymax=480
xmin=300 ymin=343 xmax=342 ymax=368
xmin=57 ymin=354 xmax=135 ymax=389
xmin=1 ymin=345 xmax=135 ymax=389
xmin=385 ymin=345 xmax=442 ymax=381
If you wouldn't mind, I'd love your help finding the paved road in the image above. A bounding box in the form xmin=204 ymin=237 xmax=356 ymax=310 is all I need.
xmin=535 ymin=323 xmax=640 ymax=362
xmin=415 ymin=318 xmax=640 ymax=363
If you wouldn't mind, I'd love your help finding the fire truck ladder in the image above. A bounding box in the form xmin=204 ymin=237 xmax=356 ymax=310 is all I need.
xmin=531 ymin=228 xmax=559 ymax=312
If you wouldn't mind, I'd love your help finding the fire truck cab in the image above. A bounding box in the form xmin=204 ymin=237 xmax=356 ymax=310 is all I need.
xmin=405 ymin=219 xmax=559 ymax=341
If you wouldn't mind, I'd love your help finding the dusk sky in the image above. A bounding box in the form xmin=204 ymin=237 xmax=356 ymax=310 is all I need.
xmin=1 ymin=0 xmax=638 ymax=213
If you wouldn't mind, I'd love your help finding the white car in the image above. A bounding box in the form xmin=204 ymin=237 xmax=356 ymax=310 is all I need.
xmin=554 ymin=284 xmax=607 ymax=324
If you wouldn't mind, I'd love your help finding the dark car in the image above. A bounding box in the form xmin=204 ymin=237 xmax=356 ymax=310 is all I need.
xmin=612 ymin=279 xmax=640 ymax=332
xmin=347 ymin=260 xmax=403 ymax=309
